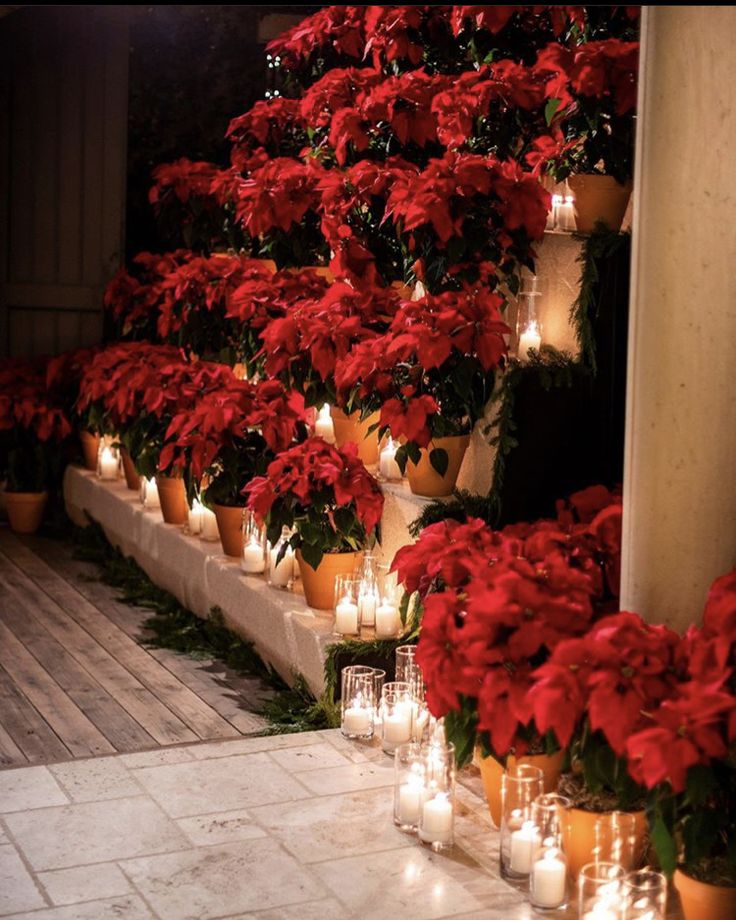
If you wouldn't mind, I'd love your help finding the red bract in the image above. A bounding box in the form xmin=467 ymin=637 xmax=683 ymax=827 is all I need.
xmin=149 ymin=158 xmax=221 ymax=207
xmin=266 ymin=6 xmax=366 ymax=68
xmin=300 ymin=67 xmax=383 ymax=130
xmin=226 ymin=268 xmax=329 ymax=328
xmin=235 ymin=158 xmax=326 ymax=236
xmin=226 ymin=97 xmax=304 ymax=164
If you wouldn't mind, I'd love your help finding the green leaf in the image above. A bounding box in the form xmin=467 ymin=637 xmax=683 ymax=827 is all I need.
xmin=545 ymin=97 xmax=562 ymax=126
xmin=299 ymin=540 xmax=323 ymax=572
xmin=651 ymin=813 xmax=678 ymax=876
xmin=429 ymin=447 xmax=449 ymax=477
xmin=444 ymin=707 xmax=477 ymax=769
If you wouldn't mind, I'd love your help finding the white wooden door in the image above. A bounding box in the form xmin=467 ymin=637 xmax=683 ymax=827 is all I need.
xmin=0 ymin=6 xmax=129 ymax=357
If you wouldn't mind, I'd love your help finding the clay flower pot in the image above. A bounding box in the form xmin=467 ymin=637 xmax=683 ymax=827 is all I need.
xmin=288 ymin=264 xmax=334 ymax=282
xmin=296 ymin=549 xmax=361 ymax=611
xmin=567 ymin=174 xmax=633 ymax=234
xmin=155 ymin=474 xmax=188 ymax=525
xmin=120 ymin=450 xmax=140 ymax=491
xmin=674 ymin=868 xmax=736 ymax=920
xmin=478 ymin=750 xmax=565 ymax=828
xmin=6 ymin=491 xmax=48 ymax=535
xmin=330 ymin=407 xmax=380 ymax=466
xmin=406 ymin=435 xmax=470 ymax=497
xmin=560 ymin=806 xmax=648 ymax=879
xmin=213 ymin=504 xmax=245 ymax=558
xmin=79 ymin=429 xmax=100 ymax=472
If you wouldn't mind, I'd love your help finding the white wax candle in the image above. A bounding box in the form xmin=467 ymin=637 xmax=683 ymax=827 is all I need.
xmin=334 ymin=599 xmax=359 ymax=635
xmin=398 ymin=776 xmax=424 ymax=826
xmin=315 ymin=404 xmax=335 ymax=443
xmin=531 ymin=851 xmax=567 ymax=908
xmin=188 ymin=500 xmax=203 ymax=535
xmin=342 ymin=705 xmax=371 ymax=736
xmin=98 ymin=447 xmax=118 ymax=480
xmin=200 ymin=507 xmax=219 ymax=541
xmin=269 ymin=544 xmax=294 ymax=587
xmin=412 ymin=705 xmax=429 ymax=742
xmin=241 ymin=538 xmax=265 ymax=574
xmin=375 ymin=601 xmax=399 ymax=638
xmin=518 ymin=321 xmax=542 ymax=360
xmin=382 ymin=710 xmax=412 ymax=746
xmin=379 ymin=441 xmax=402 ymax=480
xmin=144 ymin=477 xmax=159 ymax=509
xmin=509 ymin=820 xmax=541 ymax=874
xmin=419 ymin=793 xmax=453 ymax=844
xmin=358 ymin=590 xmax=376 ymax=626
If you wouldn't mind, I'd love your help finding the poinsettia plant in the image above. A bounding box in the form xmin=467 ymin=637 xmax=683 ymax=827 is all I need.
xmin=245 ymin=436 xmax=384 ymax=570
xmin=0 ymin=360 xmax=72 ymax=492
xmin=158 ymin=378 xmax=307 ymax=507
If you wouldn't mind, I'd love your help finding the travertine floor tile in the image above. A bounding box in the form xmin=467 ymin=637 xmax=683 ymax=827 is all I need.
xmin=133 ymin=751 xmax=309 ymax=818
xmin=187 ymin=733 xmax=321 ymax=760
xmin=294 ymin=758 xmax=395 ymax=796
xmin=49 ymin=758 xmax=142 ymax=802
xmin=0 ymin=844 xmax=46 ymax=916
xmin=0 ymin=767 xmax=68 ymax=814
xmin=120 ymin=839 xmax=326 ymax=920
xmin=37 ymin=863 xmax=131 ymax=907
xmin=4 ymin=797 xmax=189 ymax=871
xmin=176 ymin=809 xmax=267 ymax=847
xmin=245 ymin=897 xmax=347 ymax=919
xmin=268 ymin=741 xmax=351 ymax=773
xmin=3 ymin=894 xmax=155 ymax=919
xmin=121 ymin=747 xmax=196 ymax=769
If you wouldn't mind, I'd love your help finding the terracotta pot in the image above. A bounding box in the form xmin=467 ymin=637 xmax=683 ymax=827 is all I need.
xmin=674 ymin=868 xmax=736 ymax=920
xmin=6 ymin=491 xmax=48 ymax=535
xmin=561 ymin=807 xmax=648 ymax=879
xmin=478 ymin=750 xmax=565 ymax=828
xmin=296 ymin=549 xmax=361 ymax=611
xmin=213 ymin=504 xmax=245 ymax=558
xmin=330 ymin=408 xmax=380 ymax=466
xmin=567 ymin=174 xmax=633 ymax=234
xmin=120 ymin=450 xmax=140 ymax=491
xmin=155 ymin=474 xmax=188 ymax=525
xmin=406 ymin=435 xmax=470 ymax=497
xmin=288 ymin=264 xmax=334 ymax=282
xmin=79 ymin=429 xmax=100 ymax=472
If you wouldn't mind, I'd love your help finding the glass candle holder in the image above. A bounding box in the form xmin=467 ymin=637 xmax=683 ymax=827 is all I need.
xmin=393 ymin=742 xmax=425 ymax=832
xmin=340 ymin=665 xmax=375 ymax=740
xmin=379 ymin=436 xmax=403 ymax=481
xmin=500 ymin=763 xmax=544 ymax=880
xmin=268 ymin=526 xmax=294 ymax=589
xmin=395 ymin=644 xmax=417 ymax=684
xmin=529 ymin=794 xmax=571 ymax=910
xmin=240 ymin=511 xmax=265 ymax=573
xmin=97 ymin=439 xmax=120 ymax=481
xmin=357 ymin=577 xmax=379 ymax=628
xmin=594 ymin=812 xmax=640 ymax=871
xmin=333 ymin=576 xmax=361 ymax=637
xmin=578 ymin=862 xmax=626 ymax=920
xmin=418 ymin=741 xmax=456 ymax=851
xmin=200 ymin=504 xmax=219 ymax=541
xmin=314 ymin=403 xmax=336 ymax=443
xmin=622 ymin=870 xmax=667 ymax=920
xmin=140 ymin=476 xmax=159 ymax=509
xmin=187 ymin=498 xmax=203 ymax=535
xmin=380 ymin=682 xmax=413 ymax=753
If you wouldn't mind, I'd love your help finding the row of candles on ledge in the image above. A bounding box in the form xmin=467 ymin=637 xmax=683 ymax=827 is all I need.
xmin=339 ymin=646 xmax=667 ymax=918
xmin=314 ymin=404 xmax=403 ymax=481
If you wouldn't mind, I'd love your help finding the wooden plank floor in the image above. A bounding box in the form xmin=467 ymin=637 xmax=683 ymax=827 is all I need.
xmin=0 ymin=526 xmax=274 ymax=768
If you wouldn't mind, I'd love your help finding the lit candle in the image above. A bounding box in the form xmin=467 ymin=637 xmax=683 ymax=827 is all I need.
xmin=342 ymin=702 xmax=372 ymax=736
xmin=200 ymin=506 xmax=219 ymax=541
xmin=241 ymin=536 xmax=265 ymax=574
xmin=269 ymin=543 xmax=294 ymax=587
xmin=144 ymin=477 xmax=159 ymax=509
xmin=188 ymin=499 xmax=203 ymax=535
xmin=358 ymin=586 xmax=377 ymax=627
xmin=412 ymin=704 xmax=429 ymax=742
xmin=379 ymin=438 xmax=402 ymax=480
xmin=382 ymin=706 xmax=413 ymax=748
xmin=419 ymin=792 xmax=453 ymax=845
xmin=509 ymin=820 xmax=542 ymax=874
xmin=548 ymin=193 xmax=563 ymax=230
xmin=559 ymin=194 xmax=576 ymax=231
xmin=518 ymin=320 xmax=542 ymax=361
xmin=375 ymin=599 xmax=400 ymax=638
xmin=531 ymin=849 xmax=567 ymax=909
xmin=398 ymin=771 xmax=425 ymax=826
xmin=315 ymin=404 xmax=336 ymax=443
xmin=98 ymin=446 xmax=118 ymax=480
xmin=334 ymin=595 xmax=359 ymax=635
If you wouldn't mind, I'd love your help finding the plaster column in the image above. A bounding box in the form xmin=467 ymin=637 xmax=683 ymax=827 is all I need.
xmin=620 ymin=7 xmax=736 ymax=629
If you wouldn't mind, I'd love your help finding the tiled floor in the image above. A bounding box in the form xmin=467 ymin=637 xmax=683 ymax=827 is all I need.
xmin=0 ymin=730 xmax=535 ymax=920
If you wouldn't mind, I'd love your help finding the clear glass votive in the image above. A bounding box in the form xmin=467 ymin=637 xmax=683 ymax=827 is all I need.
xmin=594 ymin=812 xmax=640 ymax=871
xmin=240 ymin=510 xmax=265 ymax=574
xmin=268 ymin=526 xmax=294 ymax=589
xmin=395 ymin=644 xmax=417 ymax=683
xmin=500 ymin=763 xmax=544 ymax=880
xmin=578 ymin=862 xmax=626 ymax=919
xmin=622 ymin=869 xmax=667 ymax=920
xmin=393 ymin=742 xmax=425 ymax=833
xmin=340 ymin=665 xmax=376 ymax=740
xmin=96 ymin=438 xmax=120 ymax=481
xmin=529 ymin=794 xmax=571 ymax=910
xmin=380 ymin=681 xmax=413 ymax=753
xmin=333 ymin=575 xmax=361 ymax=637
xmin=140 ymin=476 xmax=159 ymax=509
xmin=418 ymin=740 xmax=456 ymax=851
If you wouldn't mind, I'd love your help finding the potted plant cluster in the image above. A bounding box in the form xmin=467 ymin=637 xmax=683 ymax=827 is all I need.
xmin=245 ymin=436 xmax=384 ymax=609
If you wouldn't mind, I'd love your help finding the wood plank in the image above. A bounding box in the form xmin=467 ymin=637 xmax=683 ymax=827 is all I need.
xmin=0 ymin=534 xmax=240 ymax=741
xmin=0 ymin=551 xmax=202 ymax=746
xmin=0 ymin=620 xmax=114 ymax=759
xmin=0 ymin=578 xmax=155 ymax=753
xmin=0 ymin=708 xmax=30 ymax=767
xmin=0 ymin=665 xmax=71 ymax=765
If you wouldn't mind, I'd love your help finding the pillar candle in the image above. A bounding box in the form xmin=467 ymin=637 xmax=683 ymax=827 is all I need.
xmin=98 ymin=447 xmax=118 ymax=480
xmin=375 ymin=600 xmax=399 ymax=638
xmin=144 ymin=477 xmax=159 ymax=509
xmin=200 ymin=507 xmax=219 ymax=541
xmin=342 ymin=704 xmax=371 ymax=735
xmin=241 ymin=537 xmax=265 ymax=574
xmin=315 ymin=404 xmax=336 ymax=443
xmin=188 ymin=500 xmax=203 ymax=535
xmin=509 ymin=820 xmax=541 ymax=874
xmin=531 ymin=850 xmax=567 ymax=908
xmin=518 ymin=321 xmax=542 ymax=361
xmin=398 ymin=776 xmax=424 ymax=826
xmin=379 ymin=440 xmax=402 ymax=480
xmin=382 ymin=709 xmax=412 ymax=746
xmin=419 ymin=793 xmax=453 ymax=845
xmin=269 ymin=545 xmax=294 ymax=587
xmin=335 ymin=597 xmax=359 ymax=635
